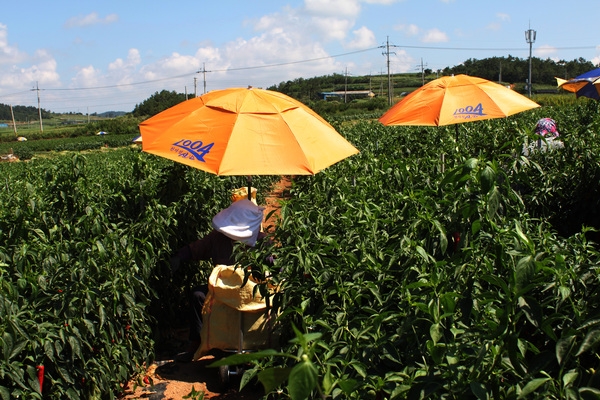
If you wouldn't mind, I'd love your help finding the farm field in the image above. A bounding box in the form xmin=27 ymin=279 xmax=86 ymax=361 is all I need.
xmin=2 ymin=99 xmax=600 ymax=399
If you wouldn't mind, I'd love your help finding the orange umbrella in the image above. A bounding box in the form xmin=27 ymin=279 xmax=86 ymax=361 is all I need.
xmin=139 ymin=87 xmax=359 ymax=176
xmin=379 ymin=74 xmax=540 ymax=127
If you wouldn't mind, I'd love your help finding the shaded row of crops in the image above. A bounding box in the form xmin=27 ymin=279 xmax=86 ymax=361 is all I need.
xmin=236 ymin=101 xmax=600 ymax=399
xmin=0 ymin=147 xmax=277 ymax=398
xmin=2 ymin=100 xmax=600 ymax=398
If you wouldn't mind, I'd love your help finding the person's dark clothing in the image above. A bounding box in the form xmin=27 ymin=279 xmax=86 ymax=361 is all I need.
xmin=177 ymin=229 xmax=235 ymax=265
xmin=174 ymin=229 xmax=268 ymax=346
xmin=188 ymin=284 xmax=208 ymax=343
xmin=174 ymin=230 xmax=235 ymax=343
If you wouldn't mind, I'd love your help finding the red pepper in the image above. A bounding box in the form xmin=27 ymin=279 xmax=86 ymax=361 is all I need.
xmin=36 ymin=365 xmax=44 ymax=392
xmin=452 ymin=232 xmax=461 ymax=252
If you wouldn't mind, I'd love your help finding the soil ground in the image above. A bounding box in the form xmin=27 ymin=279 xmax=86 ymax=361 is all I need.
xmin=120 ymin=177 xmax=292 ymax=400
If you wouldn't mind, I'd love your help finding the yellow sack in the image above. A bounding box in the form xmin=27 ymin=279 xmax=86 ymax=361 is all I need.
xmin=197 ymin=265 xmax=277 ymax=357
xmin=231 ymin=186 xmax=257 ymax=205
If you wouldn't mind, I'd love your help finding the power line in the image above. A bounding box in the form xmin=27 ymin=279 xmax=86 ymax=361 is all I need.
xmin=2 ymin=40 xmax=597 ymax=112
xmin=33 ymin=47 xmax=379 ymax=94
xmin=386 ymin=44 xmax=597 ymax=51
xmin=37 ymin=72 xmax=196 ymax=92
xmin=13 ymin=43 xmax=598 ymax=95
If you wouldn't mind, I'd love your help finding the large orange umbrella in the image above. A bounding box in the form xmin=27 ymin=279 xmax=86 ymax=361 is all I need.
xmin=139 ymin=87 xmax=359 ymax=176
xmin=379 ymin=74 xmax=540 ymax=127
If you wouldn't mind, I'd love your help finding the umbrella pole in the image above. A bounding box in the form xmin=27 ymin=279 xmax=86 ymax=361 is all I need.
xmin=247 ymin=175 xmax=252 ymax=201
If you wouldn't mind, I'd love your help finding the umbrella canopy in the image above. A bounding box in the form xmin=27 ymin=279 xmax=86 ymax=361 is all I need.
xmin=557 ymin=68 xmax=600 ymax=100
xmin=379 ymin=74 xmax=540 ymax=127
xmin=139 ymin=87 xmax=358 ymax=176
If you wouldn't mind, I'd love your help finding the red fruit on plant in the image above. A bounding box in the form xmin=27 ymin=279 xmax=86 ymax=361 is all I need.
xmin=143 ymin=376 xmax=150 ymax=385
xmin=452 ymin=232 xmax=461 ymax=252
xmin=36 ymin=365 xmax=44 ymax=392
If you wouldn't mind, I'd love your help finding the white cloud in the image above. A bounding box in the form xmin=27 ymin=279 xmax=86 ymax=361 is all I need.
xmin=497 ymin=13 xmax=510 ymax=22
xmin=421 ymin=28 xmax=448 ymax=43
xmin=312 ymin=17 xmax=355 ymax=41
xmin=0 ymin=1 xmax=402 ymax=110
xmin=108 ymin=49 xmax=141 ymax=72
xmin=0 ymin=47 xmax=59 ymax=92
xmin=346 ymin=26 xmax=376 ymax=49
xmin=209 ymin=27 xmax=340 ymax=88
xmin=390 ymin=49 xmax=415 ymax=73
xmin=486 ymin=23 xmax=501 ymax=31
xmin=0 ymin=23 xmax=8 ymax=50
xmin=487 ymin=12 xmax=510 ymax=31
xmin=395 ymin=23 xmax=419 ymax=36
xmin=71 ymin=65 xmax=101 ymax=87
xmin=304 ymin=0 xmax=361 ymax=18
xmin=0 ymin=23 xmax=27 ymax=66
xmin=64 ymin=12 xmax=119 ymax=28
xmin=361 ymin=0 xmax=403 ymax=4
xmin=535 ymin=45 xmax=557 ymax=58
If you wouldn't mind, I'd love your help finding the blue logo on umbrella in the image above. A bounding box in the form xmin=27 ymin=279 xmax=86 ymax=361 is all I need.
xmin=453 ymin=103 xmax=486 ymax=120
xmin=171 ymin=139 xmax=214 ymax=162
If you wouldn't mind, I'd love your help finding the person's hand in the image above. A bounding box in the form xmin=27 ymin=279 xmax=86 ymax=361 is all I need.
xmin=169 ymin=245 xmax=192 ymax=273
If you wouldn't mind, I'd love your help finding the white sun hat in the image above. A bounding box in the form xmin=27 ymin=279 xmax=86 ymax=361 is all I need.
xmin=212 ymin=199 xmax=265 ymax=246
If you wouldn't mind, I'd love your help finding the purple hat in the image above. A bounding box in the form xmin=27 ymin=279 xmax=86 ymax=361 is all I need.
xmin=535 ymin=118 xmax=559 ymax=138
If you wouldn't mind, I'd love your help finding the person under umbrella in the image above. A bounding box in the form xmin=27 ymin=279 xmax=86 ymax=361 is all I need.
xmin=522 ymin=118 xmax=564 ymax=156
xmin=170 ymin=195 xmax=267 ymax=362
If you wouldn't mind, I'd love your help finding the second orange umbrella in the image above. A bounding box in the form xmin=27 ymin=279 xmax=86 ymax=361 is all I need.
xmin=379 ymin=74 xmax=540 ymax=127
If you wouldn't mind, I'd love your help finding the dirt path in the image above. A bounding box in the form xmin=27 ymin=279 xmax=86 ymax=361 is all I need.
xmin=120 ymin=177 xmax=292 ymax=400
xmin=120 ymin=351 xmax=264 ymax=399
xmin=262 ymin=175 xmax=291 ymax=233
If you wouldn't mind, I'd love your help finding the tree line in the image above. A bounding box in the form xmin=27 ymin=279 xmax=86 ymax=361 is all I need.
xmin=441 ymin=55 xmax=595 ymax=87
xmin=268 ymin=56 xmax=597 ymax=103
xmin=0 ymin=104 xmax=52 ymax=123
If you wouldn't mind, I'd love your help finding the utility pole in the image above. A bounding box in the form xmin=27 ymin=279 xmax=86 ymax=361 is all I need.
xmin=344 ymin=67 xmax=348 ymax=103
xmin=417 ymin=58 xmax=427 ymax=85
xmin=499 ymin=62 xmax=502 ymax=83
xmin=525 ymin=25 xmax=536 ymax=97
xmin=194 ymin=77 xmax=197 ymax=97
xmin=35 ymin=81 xmax=43 ymax=133
xmin=382 ymin=36 xmax=397 ymax=106
xmin=197 ymin=63 xmax=209 ymax=94
xmin=203 ymin=63 xmax=207 ymax=94
xmin=10 ymin=105 xmax=17 ymax=136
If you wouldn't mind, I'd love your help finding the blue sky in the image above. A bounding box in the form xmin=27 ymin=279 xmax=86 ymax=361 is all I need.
xmin=1 ymin=0 xmax=598 ymax=113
